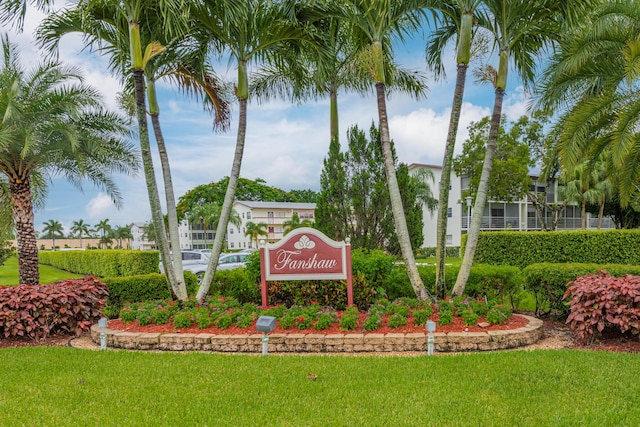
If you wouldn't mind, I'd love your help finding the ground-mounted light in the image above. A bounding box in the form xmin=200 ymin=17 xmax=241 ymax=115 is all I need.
xmin=98 ymin=317 xmax=108 ymax=350
xmin=426 ymin=320 xmax=436 ymax=356
xmin=256 ymin=316 xmax=277 ymax=356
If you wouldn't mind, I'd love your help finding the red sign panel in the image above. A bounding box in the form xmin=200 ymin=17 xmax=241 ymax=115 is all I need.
xmin=259 ymin=227 xmax=353 ymax=307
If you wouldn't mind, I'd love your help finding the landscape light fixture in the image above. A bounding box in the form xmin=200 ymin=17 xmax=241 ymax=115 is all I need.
xmin=98 ymin=317 xmax=108 ymax=350
xmin=256 ymin=316 xmax=277 ymax=355
xmin=426 ymin=320 xmax=436 ymax=356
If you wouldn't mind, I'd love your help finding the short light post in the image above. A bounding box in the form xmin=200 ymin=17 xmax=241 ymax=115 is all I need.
xmin=426 ymin=320 xmax=436 ymax=356
xmin=465 ymin=196 xmax=472 ymax=231
xmin=256 ymin=316 xmax=277 ymax=356
xmin=98 ymin=317 xmax=108 ymax=350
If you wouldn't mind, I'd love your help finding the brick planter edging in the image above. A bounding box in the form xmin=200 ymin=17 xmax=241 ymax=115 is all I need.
xmin=91 ymin=314 xmax=543 ymax=353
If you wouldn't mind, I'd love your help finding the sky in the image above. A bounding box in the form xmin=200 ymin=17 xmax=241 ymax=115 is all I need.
xmin=6 ymin=3 xmax=531 ymax=236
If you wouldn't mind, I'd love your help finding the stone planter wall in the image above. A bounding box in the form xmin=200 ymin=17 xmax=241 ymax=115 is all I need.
xmin=91 ymin=314 xmax=543 ymax=353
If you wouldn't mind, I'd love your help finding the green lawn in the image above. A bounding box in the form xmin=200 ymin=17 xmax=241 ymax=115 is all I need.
xmin=0 ymin=256 xmax=81 ymax=286
xmin=0 ymin=348 xmax=638 ymax=426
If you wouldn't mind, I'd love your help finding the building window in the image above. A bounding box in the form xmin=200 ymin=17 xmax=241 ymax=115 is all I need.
xmin=229 ymin=228 xmax=234 ymax=234
xmin=242 ymin=212 xmax=245 ymax=218
xmin=446 ymin=234 xmax=453 ymax=245
xmin=230 ymin=242 xmax=234 ymax=248
xmin=447 ymin=207 xmax=452 ymax=218
xmin=247 ymin=212 xmax=251 ymax=220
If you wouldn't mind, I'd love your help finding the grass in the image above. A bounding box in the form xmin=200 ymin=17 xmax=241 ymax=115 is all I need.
xmin=0 ymin=348 xmax=638 ymax=426
xmin=0 ymin=256 xmax=82 ymax=286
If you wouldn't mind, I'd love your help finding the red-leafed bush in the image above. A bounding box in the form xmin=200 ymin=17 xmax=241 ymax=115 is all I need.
xmin=564 ymin=270 xmax=640 ymax=342
xmin=0 ymin=276 xmax=108 ymax=339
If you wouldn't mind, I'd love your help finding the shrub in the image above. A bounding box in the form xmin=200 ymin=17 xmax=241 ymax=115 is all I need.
xmin=437 ymin=310 xmax=453 ymax=326
xmin=486 ymin=307 xmax=511 ymax=325
xmin=173 ymin=311 xmax=193 ymax=329
xmin=0 ymin=277 xmax=107 ymax=338
xmin=460 ymin=309 xmax=479 ymax=326
xmin=468 ymin=230 xmax=640 ymax=269
xmin=340 ymin=306 xmax=360 ymax=331
xmin=363 ymin=311 xmax=383 ymax=331
xmin=211 ymin=268 xmax=260 ymax=304
xmin=38 ymin=250 xmax=159 ymax=277
xmin=564 ymin=271 xmax=640 ymax=342
xmin=523 ymin=263 xmax=640 ymax=316
xmin=412 ymin=307 xmax=433 ymax=326
xmin=388 ymin=313 xmax=407 ymax=328
xmin=102 ymin=272 xmax=199 ymax=317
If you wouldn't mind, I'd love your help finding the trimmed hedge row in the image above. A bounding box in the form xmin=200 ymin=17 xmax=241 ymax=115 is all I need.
xmin=416 ymin=246 xmax=461 ymax=258
xmin=102 ymin=271 xmax=199 ymax=318
xmin=465 ymin=230 xmax=640 ymax=269
xmin=39 ymin=250 xmax=159 ymax=277
xmin=523 ymin=263 xmax=640 ymax=316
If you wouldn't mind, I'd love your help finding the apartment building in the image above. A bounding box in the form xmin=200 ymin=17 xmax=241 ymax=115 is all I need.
xmin=409 ymin=163 xmax=614 ymax=248
xmin=176 ymin=201 xmax=316 ymax=250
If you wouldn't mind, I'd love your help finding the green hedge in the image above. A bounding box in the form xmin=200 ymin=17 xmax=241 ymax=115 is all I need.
xmin=466 ymin=230 xmax=640 ymax=269
xmin=523 ymin=263 xmax=640 ymax=316
xmin=383 ymin=264 xmax=523 ymax=304
xmin=39 ymin=250 xmax=159 ymax=277
xmin=416 ymin=246 xmax=461 ymax=258
xmin=102 ymin=271 xmax=199 ymax=318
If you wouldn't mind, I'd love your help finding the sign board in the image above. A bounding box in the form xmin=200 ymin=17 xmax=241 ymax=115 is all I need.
xmin=259 ymin=227 xmax=353 ymax=307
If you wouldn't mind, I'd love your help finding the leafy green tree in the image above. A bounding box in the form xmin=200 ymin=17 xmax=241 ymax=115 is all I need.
xmin=453 ymin=115 xmax=534 ymax=203
xmin=0 ymin=37 xmax=137 ymax=285
xmin=289 ymin=189 xmax=318 ymax=203
xmin=70 ymin=219 xmax=91 ymax=249
xmin=316 ymin=123 xmax=424 ymax=255
xmin=177 ymin=178 xmax=297 ymax=220
xmin=42 ymin=219 xmax=63 ymax=250
xmin=244 ymin=221 xmax=267 ymax=247
xmin=315 ymin=136 xmax=350 ymax=241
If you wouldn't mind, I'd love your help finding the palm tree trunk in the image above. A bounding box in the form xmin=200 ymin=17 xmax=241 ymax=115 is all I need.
xmin=598 ymin=195 xmax=605 ymax=229
xmin=197 ymin=97 xmax=248 ymax=301
xmin=149 ymin=105 xmax=187 ymax=299
xmin=132 ymin=68 xmax=181 ymax=300
xmin=435 ymin=63 xmax=468 ymax=299
xmin=581 ymin=198 xmax=587 ymax=229
xmin=452 ymin=86 xmax=505 ymax=297
xmin=375 ymin=82 xmax=428 ymax=300
xmin=9 ymin=177 xmax=39 ymax=285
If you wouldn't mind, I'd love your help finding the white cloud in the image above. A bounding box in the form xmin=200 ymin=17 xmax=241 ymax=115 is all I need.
xmin=85 ymin=193 xmax=117 ymax=220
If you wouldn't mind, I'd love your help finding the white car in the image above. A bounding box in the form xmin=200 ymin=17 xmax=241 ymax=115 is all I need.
xmin=217 ymin=253 xmax=249 ymax=270
xmin=159 ymin=250 xmax=209 ymax=282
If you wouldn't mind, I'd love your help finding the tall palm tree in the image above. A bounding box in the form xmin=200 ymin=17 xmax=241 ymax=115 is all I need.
xmin=37 ymin=0 xmax=194 ymax=300
xmin=537 ymin=1 xmax=640 ymax=207
xmin=191 ymin=0 xmax=317 ymax=301
xmin=335 ymin=0 xmax=431 ymax=300
xmin=425 ymin=0 xmax=482 ymax=299
xmin=451 ymin=0 xmax=598 ymax=296
xmin=113 ymin=225 xmax=133 ymax=248
xmin=70 ymin=219 xmax=90 ymax=249
xmin=0 ymin=37 xmax=137 ymax=285
xmin=95 ymin=219 xmax=113 ymax=249
xmin=42 ymin=219 xmax=63 ymax=250
xmin=244 ymin=221 xmax=267 ymax=247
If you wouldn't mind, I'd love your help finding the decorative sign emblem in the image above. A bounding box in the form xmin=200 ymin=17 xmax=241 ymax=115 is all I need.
xmin=259 ymin=227 xmax=353 ymax=307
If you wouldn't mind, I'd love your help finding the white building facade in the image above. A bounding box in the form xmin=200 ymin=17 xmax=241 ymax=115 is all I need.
xmin=409 ymin=163 xmax=615 ymax=248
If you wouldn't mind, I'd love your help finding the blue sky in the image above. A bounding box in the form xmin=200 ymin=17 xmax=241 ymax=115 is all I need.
xmin=8 ymin=3 xmax=531 ymax=236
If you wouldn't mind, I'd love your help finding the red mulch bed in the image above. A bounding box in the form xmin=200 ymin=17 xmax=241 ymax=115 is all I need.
xmin=107 ymin=312 xmax=528 ymax=335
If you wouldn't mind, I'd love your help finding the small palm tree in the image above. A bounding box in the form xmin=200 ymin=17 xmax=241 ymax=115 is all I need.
xmin=0 ymin=37 xmax=138 ymax=285
xmin=70 ymin=219 xmax=90 ymax=249
xmin=113 ymin=225 xmax=133 ymax=249
xmin=42 ymin=219 xmax=63 ymax=250
xmin=282 ymin=213 xmax=314 ymax=236
xmin=244 ymin=221 xmax=268 ymax=247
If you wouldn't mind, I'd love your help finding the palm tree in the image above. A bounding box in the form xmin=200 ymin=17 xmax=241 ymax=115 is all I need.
xmin=282 ymin=213 xmax=314 ymax=236
xmin=95 ymin=219 xmax=113 ymax=249
xmin=191 ymin=0 xmax=316 ymax=301
xmin=0 ymin=0 xmax=52 ymax=30
xmin=37 ymin=0 xmax=193 ymax=301
xmin=0 ymin=37 xmax=137 ymax=285
xmin=70 ymin=219 xmax=90 ymax=249
xmin=334 ymin=0 xmax=430 ymax=300
xmin=42 ymin=219 xmax=63 ymax=250
xmin=244 ymin=221 xmax=268 ymax=248
xmin=451 ymin=0 xmax=598 ymax=297
xmin=113 ymin=225 xmax=133 ymax=248
xmin=537 ymin=1 xmax=640 ymax=207
xmin=425 ymin=0 xmax=482 ymax=299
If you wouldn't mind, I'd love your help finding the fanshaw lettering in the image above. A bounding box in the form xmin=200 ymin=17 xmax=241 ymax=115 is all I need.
xmin=274 ymin=250 xmax=339 ymax=271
